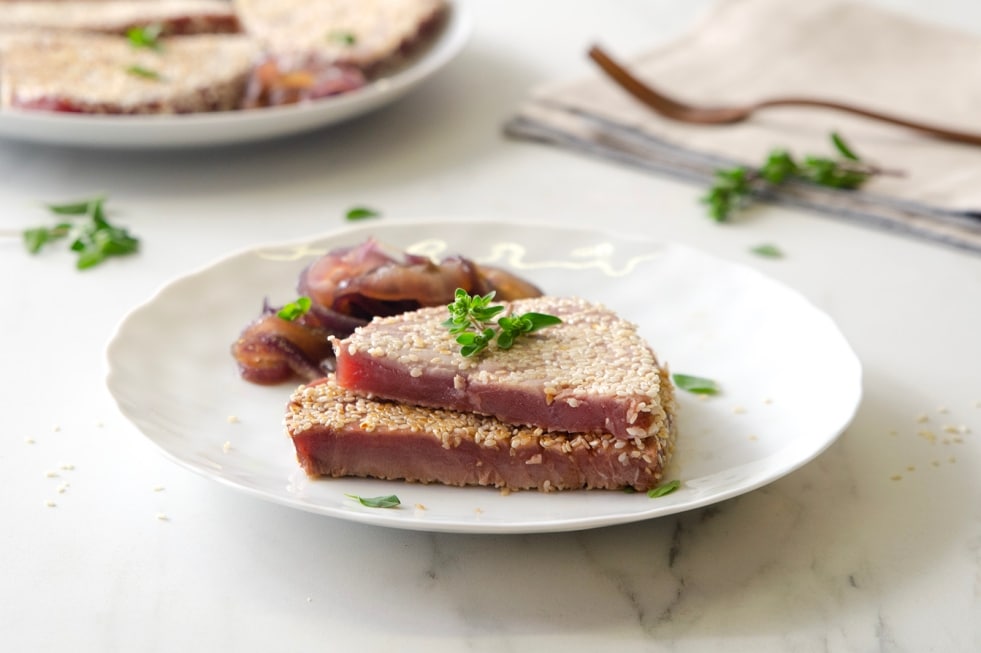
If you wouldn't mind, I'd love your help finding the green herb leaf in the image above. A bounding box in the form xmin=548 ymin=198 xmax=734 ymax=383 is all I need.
xmin=277 ymin=296 xmax=312 ymax=321
xmin=23 ymin=195 xmax=139 ymax=269
xmin=831 ymin=131 xmax=860 ymax=161
xmin=444 ymin=289 xmax=562 ymax=357
xmin=345 ymin=206 xmax=380 ymax=221
xmin=327 ymin=30 xmax=357 ymax=45
xmin=23 ymin=224 xmax=71 ymax=253
xmin=125 ymin=64 xmax=163 ymax=81
xmin=750 ymin=243 xmax=783 ymax=258
xmin=759 ymin=150 xmax=799 ymax=184
xmin=126 ymin=24 xmax=164 ymax=51
xmin=47 ymin=197 xmax=103 ymax=215
xmin=647 ymin=479 xmax=681 ymax=498
xmin=345 ymin=494 xmax=400 ymax=509
xmin=700 ymin=166 xmax=753 ymax=222
xmin=672 ymin=373 xmax=720 ymax=395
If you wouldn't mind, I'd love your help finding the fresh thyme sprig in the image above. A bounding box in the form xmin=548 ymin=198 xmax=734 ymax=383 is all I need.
xmin=23 ymin=195 xmax=140 ymax=269
xmin=442 ymin=288 xmax=562 ymax=357
xmin=701 ymin=132 xmax=893 ymax=222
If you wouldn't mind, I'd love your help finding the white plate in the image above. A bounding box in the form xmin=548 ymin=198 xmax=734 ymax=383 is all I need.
xmin=106 ymin=221 xmax=862 ymax=533
xmin=0 ymin=2 xmax=470 ymax=149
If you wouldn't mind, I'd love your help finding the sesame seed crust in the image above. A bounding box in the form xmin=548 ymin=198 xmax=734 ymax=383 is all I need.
xmin=285 ymin=375 xmax=677 ymax=492
xmin=333 ymin=296 xmax=676 ymax=440
xmin=0 ymin=32 xmax=258 ymax=113
xmin=234 ymin=0 xmax=445 ymax=68
xmin=0 ymin=1 xmax=240 ymax=36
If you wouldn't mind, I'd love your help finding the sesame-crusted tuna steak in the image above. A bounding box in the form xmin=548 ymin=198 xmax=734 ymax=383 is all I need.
xmin=0 ymin=32 xmax=258 ymax=113
xmin=332 ymin=296 xmax=676 ymax=440
xmin=0 ymin=1 xmax=240 ymax=36
xmin=234 ymin=0 xmax=446 ymax=70
xmin=285 ymin=376 xmax=676 ymax=492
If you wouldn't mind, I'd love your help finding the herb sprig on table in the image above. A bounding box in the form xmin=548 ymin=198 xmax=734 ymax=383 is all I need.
xmin=443 ymin=289 xmax=562 ymax=357
xmin=22 ymin=195 xmax=140 ymax=269
xmin=701 ymin=132 xmax=892 ymax=222
xmin=345 ymin=206 xmax=381 ymax=221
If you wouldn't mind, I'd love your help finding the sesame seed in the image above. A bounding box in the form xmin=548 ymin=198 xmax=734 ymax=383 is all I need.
xmin=732 ymin=406 xmax=746 ymax=415
xmin=45 ymin=470 xmax=59 ymax=478
xmin=59 ymin=463 xmax=75 ymax=471
xmin=222 ymin=441 xmax=233 ymax=453
xmin=889 ymin=475 xmax=902 ymax=481
xmin=152 ymin=485 xmax=165 ymax=492
xmin=915 ymin=413 xmax=929 ymax=424
xmin=156 ymin=513 xmax=169 ymax=521
xmin=45 ymin=500 xmax=57 ymax=508
xmin=227 ymin=415 xmax=240 ymax=424
xmin=24 ymin=437 xmax=35 ymax=444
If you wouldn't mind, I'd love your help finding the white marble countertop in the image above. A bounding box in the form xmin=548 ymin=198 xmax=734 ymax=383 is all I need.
xmin=2 ymin=1 xmax=979 ymax=651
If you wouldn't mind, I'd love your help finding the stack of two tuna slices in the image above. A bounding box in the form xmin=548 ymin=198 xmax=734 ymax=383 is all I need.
xmin=285 ymin=296 xmax=678 ymax=493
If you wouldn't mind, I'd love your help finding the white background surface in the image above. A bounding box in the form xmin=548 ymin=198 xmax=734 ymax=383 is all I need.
xmin=1 ymin=1 xmax=979 ymax=651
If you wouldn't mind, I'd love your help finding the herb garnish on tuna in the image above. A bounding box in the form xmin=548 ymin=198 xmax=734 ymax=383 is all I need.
xmin=328 ymin=31 xmax=357 ymax=46
xmin=443 ymin=289 xmax=562 ymax=357
xmin=126 ymin=24 xmax=164 ymax=51
xmin=125 ymin=65 xmax=164 ymax=81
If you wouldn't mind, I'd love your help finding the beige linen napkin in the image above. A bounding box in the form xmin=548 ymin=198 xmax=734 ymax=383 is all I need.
xmin=505 ymin=0 xmax=981 ymax=253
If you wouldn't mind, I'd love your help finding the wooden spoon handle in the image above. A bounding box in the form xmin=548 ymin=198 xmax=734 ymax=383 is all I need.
xmin=755 ymin=97 xmax=981 ymax=146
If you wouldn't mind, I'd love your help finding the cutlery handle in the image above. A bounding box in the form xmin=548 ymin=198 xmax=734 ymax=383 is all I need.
xmin=756 ymin=97 xmax=981 ymax=146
